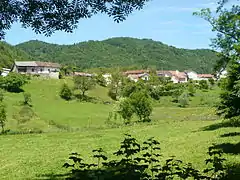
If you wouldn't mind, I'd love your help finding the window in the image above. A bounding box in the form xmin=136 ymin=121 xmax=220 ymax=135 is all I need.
xmin=40 ymin=68 xmax=43 ymax=72
xmin=48 ymin=69 xmax=50 ymax=72
xmin=32 ymin=68 xmax=34 ymax=72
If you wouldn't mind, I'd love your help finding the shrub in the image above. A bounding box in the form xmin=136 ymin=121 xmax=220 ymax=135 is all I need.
xmin=130 ymin=91 xmax=152 ymax=122
xmin=178 ymin=92 xmax=189 ymax=108
xmin=188 ymin=83 xmax=196 ymax=96
xmin=0 ymin=89 xmax=4 ymax=102
xmin=0 ymin=103 xmax=7 ymax=134
xmin=60 ymin=83 xmax=72 ymax=101
xmin=199 ymin=80 xmax=209 ymax=90
xmin=63 ymin=134 xmax=229 ymax=180
xmin=118 ymin=98 xmax=134 ymax=124
xmin=22 ymin=92 xmax=32 ymax=106
xmin=1 ymin=73 xmax=28 ymax=92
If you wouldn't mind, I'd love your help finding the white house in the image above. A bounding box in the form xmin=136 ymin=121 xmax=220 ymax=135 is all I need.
xmin=102 ymin=73 xmax=112 ymax=85
xmin=185 ymin=71 xmax=200 ymax=81
xmin=0 ymin=68 xmax=11 ymax=77
xmin=12 ymin=61 xmax=61 ymax=79
xmin=157 ymin=70 xmax=188 ymax=83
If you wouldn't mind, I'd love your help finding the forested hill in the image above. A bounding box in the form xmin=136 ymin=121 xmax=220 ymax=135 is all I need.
xmin=0 ymin=41 xmax=32 ymax=68
xmin=5 ymin=37 xmax=219 ymax=73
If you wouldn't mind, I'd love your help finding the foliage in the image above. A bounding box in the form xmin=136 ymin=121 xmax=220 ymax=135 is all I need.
xmin=0 ymin=89 xmax=4 ymax=102
xmin=63 ymin=134 xmax=231 ymax=180
xmin=73 ymin=76 xmax=96 ymax=97
xmin=130 ymin=91 xmax=152 ymax=122
xmin=0 ymin=72 xmax=28 ymax=92
xmin=217 ymin=62 xmax=240 ymax=119
xmin=209 ymin=78 xmax=215 ymax=87
xmin=118 ymin=98 xmax=134 ymax=124
xmin=15 ymin=38 xmax=219 ymax=73
xmin=1 ymin=0 xmax=149 ymax=39
xmin=96 ymin=74 xmax=107 ymax=87
xmin=22 ymin=92 xmax=32 ymax=106
xmin=108 ymin=71 xmax=124 ymax=100
xmin=195 ymin=0 xmax=240 ymax=121
xmin=188 ymin=83 xmax=196 ymax=96
xmin=0 ymin=41 xmax=32 ymax=68
xmin=199 ymin=80 xmax=209 ymax=90
xmin=0 ymin=103 xmax=7 ymax=134
xmin=60 ymin=83 xmax=72 ymax=101
xmin=178 ymin=92 xmax=189 ymax=108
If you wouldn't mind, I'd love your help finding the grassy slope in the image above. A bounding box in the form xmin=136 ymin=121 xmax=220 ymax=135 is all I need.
xmin=0 ymin=79 xmax=239 ymax=179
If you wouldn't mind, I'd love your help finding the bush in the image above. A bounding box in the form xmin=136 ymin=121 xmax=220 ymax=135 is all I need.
xmin=178 ymin=92 xmax=189 ymax=108
xmin=63 ymin=134 xmax=229 ymax=180
xmin=130 ymin=91 xmax=152 ymax=122
xmin=22 ymin=92 xmax=32 ymax=106
xmin=199 ymin=80 xmax=209 ymax=90
xmin=118 ymin=98 xmax=134 ymax=124
xmin=60 ymin=83 xmax=72 ymax=101
xmin=188 ymin=83 xmax=196 ymax=96
xmin=0 ymin=73 xmax=28 ymax=92
xmin=0 ymin=89 xmax=4 ymax=102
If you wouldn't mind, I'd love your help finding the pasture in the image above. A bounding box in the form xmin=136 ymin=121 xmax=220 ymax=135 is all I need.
xmin=0 ymin=79 xmax=239 ymax=179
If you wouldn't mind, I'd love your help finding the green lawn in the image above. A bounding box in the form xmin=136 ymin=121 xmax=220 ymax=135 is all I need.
xmin=0 ymin=79 xmax=239 ymax=179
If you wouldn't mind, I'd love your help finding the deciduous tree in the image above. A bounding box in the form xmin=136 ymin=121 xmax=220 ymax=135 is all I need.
xmin=1 ymin=0 xmax=150 ymax=39
xmin=73 ymin=76 xmax=96 ymax=97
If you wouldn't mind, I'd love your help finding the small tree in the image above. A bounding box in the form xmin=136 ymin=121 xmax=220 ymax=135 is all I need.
xmin=22 ymin=92 xmax=32 ymax=106
xmin=96 ymin=74 xmax=107 ymax=87
xmin=188 ymin=83 xmax=196 ymax=97
xmin=130 ymin=91 xmax=152 ymax=122
xmin=0 ymin=103 xmax=7 ymax=134
xmin=199 ymin=80 xmax=209 ymax=90
xmin=16 ymin=93 xmax=35 ymax=124
xmin=0 ymin=89 xmax=4 ymax=102
xmin=73 ymin=76 xmax=96 ymax=98
xmin=60 ymin=83 xmax=72 ymax=101
xmin=178 ymin=92 xmax=189 ymax=108
xmin=208 ymin=78 xmax=215 ymax=87
xmin=3 ymin=73 xmax=28 ymax=92
xmin=118 ymin=98 xmax=134 ymax=124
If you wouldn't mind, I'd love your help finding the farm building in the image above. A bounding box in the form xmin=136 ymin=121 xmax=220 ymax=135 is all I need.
xmin=12 ymin=61 xmax=61 ymax=79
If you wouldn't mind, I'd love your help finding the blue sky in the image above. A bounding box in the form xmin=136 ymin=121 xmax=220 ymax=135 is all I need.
xmin=5 ymin=0 xmax=221 ymax=49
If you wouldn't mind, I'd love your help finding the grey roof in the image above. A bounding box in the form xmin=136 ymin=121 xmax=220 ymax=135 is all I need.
xmin=15 ymin=61 xmax=38 ymax=67
xmin=14 ymin=61 xmax=61 ymax=68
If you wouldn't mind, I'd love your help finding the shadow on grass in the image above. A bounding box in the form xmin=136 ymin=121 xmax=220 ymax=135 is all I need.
xmin=36 ymin=165 xmax=240 ymax=180
xmin=35 ymin=173 xmax=69 ymax=180
xmin=223 ymin=163 xmax=240 ymax=180
xmin=212 ymin=142 xmax=240 ymax=155
xmin=201 ymin=119 xmax=240 ymax=131
xmin=220 ymin=132 xmax=240 ymax=137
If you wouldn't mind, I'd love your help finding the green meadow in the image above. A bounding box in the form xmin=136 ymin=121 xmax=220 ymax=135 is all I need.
xmin=0 ymin=79 xmax=239 ymax=179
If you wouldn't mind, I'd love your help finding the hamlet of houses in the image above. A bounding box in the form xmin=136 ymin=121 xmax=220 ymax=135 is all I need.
xmin=1 ymin=61 xmax=225 ymax=83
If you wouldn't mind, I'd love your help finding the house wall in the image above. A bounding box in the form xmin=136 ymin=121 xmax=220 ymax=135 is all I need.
xmin=13 ymin=65 xmax=60 ymax=79
xmin=187 ymin=72 xmax=199 ymax=80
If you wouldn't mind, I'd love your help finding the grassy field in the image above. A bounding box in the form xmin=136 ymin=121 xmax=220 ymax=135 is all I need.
xmin=0 ymin=78 xmax=239 ymax=179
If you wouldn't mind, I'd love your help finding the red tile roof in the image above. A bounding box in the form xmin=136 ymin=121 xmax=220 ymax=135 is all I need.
xmin=124 ymin=70 xmax=149 ymax=75
xmin=197 ymin=74 xmax=214 ymax=78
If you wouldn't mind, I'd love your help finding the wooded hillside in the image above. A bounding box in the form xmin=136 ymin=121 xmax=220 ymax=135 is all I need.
xmin=1 ymin=37 xmax=219 ymax=73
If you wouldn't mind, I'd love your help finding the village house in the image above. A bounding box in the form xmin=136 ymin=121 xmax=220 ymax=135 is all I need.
xmin=102 ymin=73 xmax=112 ymax=85
xmin=124 ymin=70 xmax=150 ymax=82
xmin=73 ymin=72 xmax=95 ymax=77
xmin=157 ymin=70 xmax=188 ymax=83
xmin=12 ymin=61 xmax=61 ymax=79
xmin=0 ymin=68 xmax=11 ymax=77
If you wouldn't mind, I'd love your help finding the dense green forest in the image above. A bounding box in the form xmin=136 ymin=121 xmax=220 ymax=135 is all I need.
xmin=0 ymin=41 xmax=32 ymax=69
xmin=1 ymin=37 xmax=219 ymax=73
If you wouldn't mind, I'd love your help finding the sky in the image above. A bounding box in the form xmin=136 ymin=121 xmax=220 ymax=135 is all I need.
xmin=4 ymin=0 xmax=223 ymax=49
